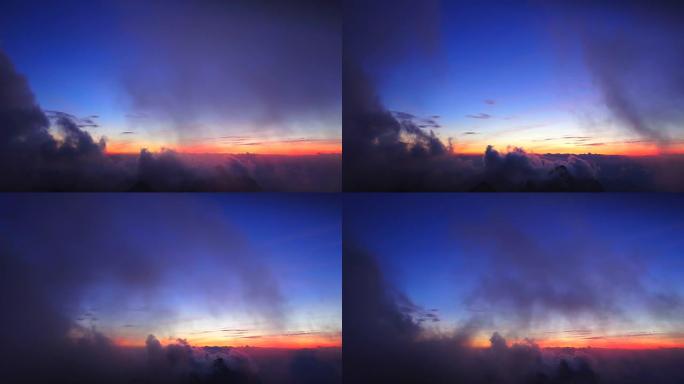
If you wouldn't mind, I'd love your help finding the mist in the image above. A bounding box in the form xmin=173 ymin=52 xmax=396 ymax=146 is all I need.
xmin=0 ymin=195 xmax=341 ymax=383
xmin=344 ymin=243 xmax=684 ymax=384
xmin=119 ymin=0 xmax=340 ymax=137
xmin=343 ymin=194 xmax=684 ymax=383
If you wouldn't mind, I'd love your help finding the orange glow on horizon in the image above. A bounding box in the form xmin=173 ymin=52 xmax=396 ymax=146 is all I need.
xmin=450 ymin=142 xmax=684 ymax=157
xmin=106 ymin=139 xmax=341 ymax=156
xmin=534 ymin=337 xmax=684 ymax=350
xmin=469 ymin=335 xmax=684 ymax=350
xmin=113 ymin=333 xmax=341 ymax=350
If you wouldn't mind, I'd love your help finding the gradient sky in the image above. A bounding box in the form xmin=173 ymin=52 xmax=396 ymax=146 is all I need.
xmin=0 ymin=0 xmax=340 ymax=155
xmin=345 ymin=194 xmax=684 ymax=349
xmin=0 ymin=194 xmax=341 ymax=348
xmin=349 ymin=1 xmax=684 ymax=156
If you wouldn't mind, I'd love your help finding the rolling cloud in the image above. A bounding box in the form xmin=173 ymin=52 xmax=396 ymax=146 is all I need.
xmin=454 ymin=218 xmax=684 ymax=330
xmin=466 ymin=113 xmax=492 ymax=119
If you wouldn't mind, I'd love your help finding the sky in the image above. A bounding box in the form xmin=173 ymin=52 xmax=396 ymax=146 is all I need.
xmin=0 ymin=0 xmax=341 ymax=155
xmin=346 ymin=0 xmax=684 ymax=156
xmin=0 ymin=194 xmax=341 ymax=349
xmin=345 ymin=194 xmax=684 ymax=349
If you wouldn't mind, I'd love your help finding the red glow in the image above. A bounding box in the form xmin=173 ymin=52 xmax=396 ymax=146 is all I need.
xmin=535 ymin=337 xmax=684 ymax=350
xmin=106 ymin=139 xmax=341 ymax=156
xmin=451 ymin=139 xmax=684 ymax=156
xmin=470 ymin=335 xmax=684 ymax=350
xmin=113 ymin=333 xmax=341 ymax=350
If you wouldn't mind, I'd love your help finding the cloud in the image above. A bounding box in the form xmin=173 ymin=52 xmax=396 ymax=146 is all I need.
xmin=45 ymin=110 xmax=100 ymax=128
xmin=454 ymin=219 xmax=684 ymax=330
xmin=344 ymin=0 xmax=442 ymax=71
xmin=343 ymin=63 xmax=479 ymax=191
xmin=392 ymin=111 xmax=441 ymax=129
xmin=120 ymin=1 xmax=340 ymax=134
xmin=467 ymin=113 xmax=492 ymax=119
xmin=480 ymin=145 xmax=603 ymax=191
xmin=484 ymin=99 xmax=496 ymax=105
xmin=143 ymin=335 xmax=262 ymax=383
xmin=565 ymin=1 xmax=684 ymax=149
xmin=0 ymin=49 xmax=340 ymax=191
xmin=289 ymin=349 xmax=341 ymax=384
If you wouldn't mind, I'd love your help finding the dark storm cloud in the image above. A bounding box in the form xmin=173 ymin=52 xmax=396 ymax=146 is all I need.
xmin=1 ymin=196 xmax=288 ymax=327
xmin=121 ymin=0 xmax=340 ymax=133
xmin=344 ymin=242 xmax=684 ymax=383
xmin=142 ymin=335 xmax=261 ymax=383
xmin=45 ymin=110 xmax=99 ymax=128
xmin=0 ymin=49 xmax=340 ymax=191
xmin=392 ymin=111 xmax=441 ymax=129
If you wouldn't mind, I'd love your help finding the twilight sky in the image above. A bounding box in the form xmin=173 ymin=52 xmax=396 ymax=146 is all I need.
xmin=345 ymin=194 xmax=684 ymax=349
xmin=0 ymin=0 xmax=340 ymax=155
xmin=346 ymin=0 xmax=684 ymax=156
xmin=0 ymin=194 xmax=341 ymax=349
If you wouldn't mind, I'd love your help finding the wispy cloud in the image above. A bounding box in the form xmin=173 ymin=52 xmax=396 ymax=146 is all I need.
xmin=466 ymin=113 xmax=491 ymax=119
